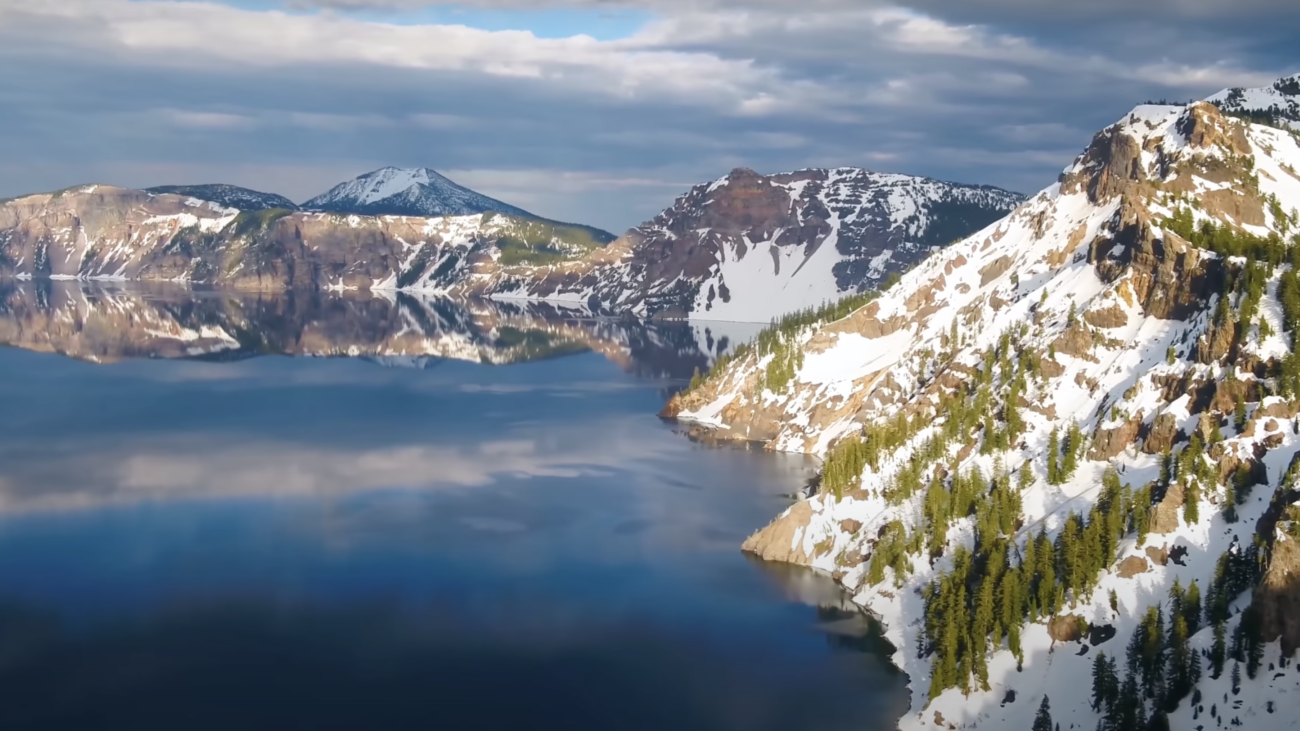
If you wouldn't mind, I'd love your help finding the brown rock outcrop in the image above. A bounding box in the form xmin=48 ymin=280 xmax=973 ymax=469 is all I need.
xmin=1149 ymin=482 xmax=1185 ymax=535
xmin=1090 ymin=417 xmax=1141 ymax=460
xmin=1048 ymin=614 xmax=1086 ymax=643
xmin=1142 ymin=413 xmax=1182 ymax=454
xmin=1118 ymin=555 xmax=1150 ymax=578
xmin=1145 ymin=545 xmax=1170 ymax=566
xmin=1255 ymin=533 xmax=1300 ymax=656
xmin=1084 ymin=304 xmax=1128 ymax=329
xmin=741 ymin=501 xmax=816 ymax=565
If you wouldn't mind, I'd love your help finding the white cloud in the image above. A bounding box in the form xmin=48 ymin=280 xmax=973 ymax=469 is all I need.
xmin=0 ymin=0 xmax=1292 ymax=231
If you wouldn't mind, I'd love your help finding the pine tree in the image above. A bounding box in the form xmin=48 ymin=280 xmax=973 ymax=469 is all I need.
xmin=1231 ymin=660 xmax=1241 ymax=695
xmin=1032 ymin=695 xmax=1053 ymax=731
xmin=1209 ymin=621 xmax=1226 ymax=679
xmin=1234 ymin=393 xmax=1248 ymax=432
xmin=1047 ymin=428 xmax=1061 ymax=485
xmin=1062 ymin=422 xmax=1080 ymax=479
xmin=1183 ymin=480 xmax=1200 ymax=525
xmin=1184 ymin=580 xmax=1202 ymax=635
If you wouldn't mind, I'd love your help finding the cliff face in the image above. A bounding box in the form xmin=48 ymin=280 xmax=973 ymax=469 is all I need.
xmin=670 ymin=90 xmax=1300 ymax=730
xmin=487 ymin=168 xmax=1022 ymax=322
xmin=0 ymin=168 xmax=1020 ymax=323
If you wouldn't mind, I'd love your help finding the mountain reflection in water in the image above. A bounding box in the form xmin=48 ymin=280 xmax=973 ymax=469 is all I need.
xmin=0 ymin=280 xmax=763 ymax=380
xmin=0 ymin=280 xmax=909 ymax=731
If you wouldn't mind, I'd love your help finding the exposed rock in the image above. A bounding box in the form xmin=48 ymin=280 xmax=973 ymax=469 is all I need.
xmin=1255 ymin=533 xmax=1300 ymax=656
xmin=1142 ymin=412 xmax=1182 ymax=454
xmin=1197 ymin=319 xmax=1238 ymax=363
xmin=1210 ymin=378 xmax=1262 ymax=414
xmin=1118 ymin=555 xmax=1150 ymax=578
xmin=1084 ymin=304 xmax=1129 ymax=329
xmin=839 ymin=519 xmax=864 ymax=535
xmin=1052 ymin=321 xmax=1096 ymax=359
xmin=1048 ymin=614 xmax=1086 ymax=643
xmin=1145 ymin=544 xmax=1171 ymax=566
xmin=1040 ymin=357 xmax=1066 ymax=379
xmin=741 ymin=501 xmax=816 ymax=565
xmin=1090 ymin=417 xmax=1141 ymax=460
xmin=1150 ymin=483 xmax=1185 ymax=535
xmin=1259 ymin=399 xmax=1300 ymax=419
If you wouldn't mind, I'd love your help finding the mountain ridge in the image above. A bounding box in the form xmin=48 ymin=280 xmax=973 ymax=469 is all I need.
xmin=0 ymin=167 xmax=1020 ymax=322
xmin=664 ymin=78 xmax=1300 ymax=730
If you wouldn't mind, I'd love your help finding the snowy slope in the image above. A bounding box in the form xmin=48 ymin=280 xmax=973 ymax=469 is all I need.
xmin=1209 ymin=74 xmax=1300 ymax=131
xmin=302 ymin=167 xmax=534 ymax=218
xmin=483 ymin=167 xmax=1023 ymax=323
xmin=666 ymin=81 xmax=1300 ymax=730
xmin=145 ymin=184 xmax=298 ymax=211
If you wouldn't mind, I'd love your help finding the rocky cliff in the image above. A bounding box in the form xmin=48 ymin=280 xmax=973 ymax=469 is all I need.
xmin=668 ymin=82 xmax=1300 ymax=730
xmin=486 ymin=168 xmax=1022 ymax=322
xmin=0 ymin=169 xmax=1020 ymax=323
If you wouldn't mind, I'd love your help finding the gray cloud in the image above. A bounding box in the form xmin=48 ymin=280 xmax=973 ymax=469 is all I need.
xmin=0 ymin=0 xmax=1293 ymax=231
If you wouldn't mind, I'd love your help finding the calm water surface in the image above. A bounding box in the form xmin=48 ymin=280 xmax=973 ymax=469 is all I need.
xmin=0 ymin=284 xmax=908 ymax=730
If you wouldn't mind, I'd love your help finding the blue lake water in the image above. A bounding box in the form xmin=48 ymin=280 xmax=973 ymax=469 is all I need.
xmin=0 ymin=284 xmax=907 ymax=730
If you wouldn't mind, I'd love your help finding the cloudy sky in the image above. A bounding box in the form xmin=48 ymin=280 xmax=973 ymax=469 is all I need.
xmin=0 ymin=0 xmax=1295 ymax=232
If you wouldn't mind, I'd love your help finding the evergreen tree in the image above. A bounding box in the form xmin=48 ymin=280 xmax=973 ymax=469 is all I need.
xmin=1062 ymin=422 xmax=1081 ymax=479
xmin=1047 ymin=428 xmax=1061 ymax=485
xmin=1183 ymin=480 xmax=1200 ymax=525
xmin=1184 ymin=580 xmax=1202 ymax=635
xmin=1231 ymin=661 xmax=1242 ymax=695
xmin=1210 ymin=621 xmax=1227 ymax=679
xmin=1234 ymin=393 xmax=1248 ymax=432
xmin=1032 ymin=695 xmax=1053 ymax=731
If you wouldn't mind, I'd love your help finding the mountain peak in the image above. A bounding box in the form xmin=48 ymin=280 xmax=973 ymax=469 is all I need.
xmin=302 ymin=167 xmax=533 ymax=219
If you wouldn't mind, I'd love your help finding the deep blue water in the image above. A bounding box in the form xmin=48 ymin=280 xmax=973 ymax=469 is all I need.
xmin=0 ymin=299 xmax=907 ymax=731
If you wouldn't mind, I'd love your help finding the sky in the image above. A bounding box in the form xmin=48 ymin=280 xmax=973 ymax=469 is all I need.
xmin=0 ymin=0 xmax=1296 ymax=233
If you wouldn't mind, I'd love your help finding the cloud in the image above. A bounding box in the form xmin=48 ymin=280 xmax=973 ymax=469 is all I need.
xmin=0 ymin=0 xmax=1293 ymax=231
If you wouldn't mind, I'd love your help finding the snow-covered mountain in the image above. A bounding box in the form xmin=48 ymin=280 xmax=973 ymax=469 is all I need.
xmin=0 ymin=186 xmax=613 ymax=290
xmin=485 ymin=167 xmax=1023 ymax=322
xmin=0 ymin=169 xmax=1017 ymax=323
xmin=1210 ymin=74 xmax=1300 ymax=131
xmin=145 ymin=184 xmax=298 ymax=211
xmin=664 ymin=79 xmax=1300 ymax=730
xmin=302 ymin=167 xmax=532 ymax=218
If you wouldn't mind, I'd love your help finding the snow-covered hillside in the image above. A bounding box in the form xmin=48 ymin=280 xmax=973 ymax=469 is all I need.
xmin=665 ymin=82 xmax=1300 ymax=729
xmin=302 ymin=167 xmax=533 ymax=218
xmin=486 ymin=167 xmax=1023 ymax=323
xmin=145 ymin=184 xmax=298 ymax=211
xmin=1210 ymin=74 xmax=1300 ymax=131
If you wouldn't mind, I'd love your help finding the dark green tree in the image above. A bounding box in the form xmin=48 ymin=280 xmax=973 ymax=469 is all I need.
xmin=1032 ymin=695 xmax=1053 ymax=731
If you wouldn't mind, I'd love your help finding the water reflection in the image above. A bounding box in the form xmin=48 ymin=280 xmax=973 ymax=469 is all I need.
xmin=0 ymin=285 xmax=910 ymax=730
xmin=0 ymin=280 xmax=762 ymax=381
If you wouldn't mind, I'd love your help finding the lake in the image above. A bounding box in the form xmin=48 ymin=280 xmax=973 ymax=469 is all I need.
xmin=0 ymin=282 xmax=907 ymax=731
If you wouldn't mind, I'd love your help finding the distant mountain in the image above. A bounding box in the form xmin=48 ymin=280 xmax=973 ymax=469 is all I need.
xmin=485 ymin=167 xmax=1024 ymax=322
xmin=0 ymin=168 xmax=1018 ymax=323
xmin=145 ymin=184 xmax=298 ymax=211
xmin=302 ymin=167 xmax=532 ymax=218
xmin=1208 ymin=73 xmax=1300 ymax=130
